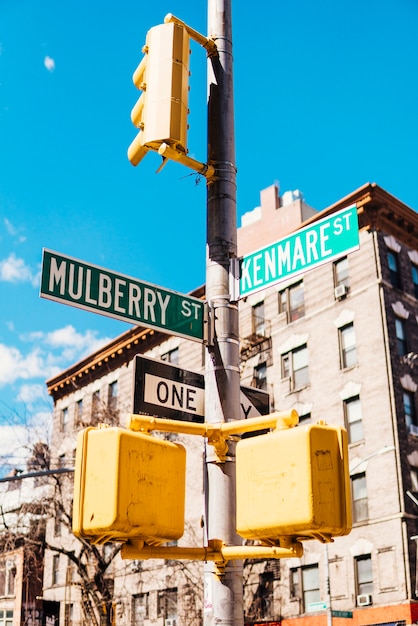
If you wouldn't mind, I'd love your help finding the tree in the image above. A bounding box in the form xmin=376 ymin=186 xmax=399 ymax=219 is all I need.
xmin=0 ymin=440 xmax=121 ymax=626
xmin=0 ymin=423 xmax=205 ymax=626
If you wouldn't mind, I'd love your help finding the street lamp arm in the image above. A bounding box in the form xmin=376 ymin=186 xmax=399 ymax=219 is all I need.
xmin=349 ymin=446 xmax=395 ymax=475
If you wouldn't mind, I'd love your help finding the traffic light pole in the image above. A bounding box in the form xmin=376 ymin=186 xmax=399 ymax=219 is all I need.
xmin=204 ymin=1 xmax=243 ymax=625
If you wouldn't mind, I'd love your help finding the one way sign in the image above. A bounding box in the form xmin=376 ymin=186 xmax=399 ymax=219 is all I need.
xmin=133 ymin=355 xmax=270 ymax=423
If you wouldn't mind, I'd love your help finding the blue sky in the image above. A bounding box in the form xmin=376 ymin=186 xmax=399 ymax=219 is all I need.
xmin=1 ymin=0 xmax=418 ymax=468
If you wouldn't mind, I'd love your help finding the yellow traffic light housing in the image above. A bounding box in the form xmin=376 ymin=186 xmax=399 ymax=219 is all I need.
xmin=73 ymin=426 xmax=186 ymax=545
xmin=236 ymin=422 xmax=352 ymax=543
xmin=128 ymin=21 xmax=190 ymax=166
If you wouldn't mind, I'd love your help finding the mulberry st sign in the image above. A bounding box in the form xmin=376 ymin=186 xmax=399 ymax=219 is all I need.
xmin=40 ymin=249 xmax=205 ymax=342
xmin=238 ymin=205 xmax=359 ymax=298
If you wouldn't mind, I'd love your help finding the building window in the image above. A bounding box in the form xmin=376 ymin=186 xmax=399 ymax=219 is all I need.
xmin=339 ymin=323 xmax=357 ymax=369
xmin=132 ymin=593 xmax=149 ymax=625
xmin=0 ymin=561 xmax=16 ymax=597
xmin=290 ymin=564 xmax=320 ymax=612
xmin=404 ymin=390 xmax=417 ymax=430
xmin=0 ymin=565 xmax=5 ymax=596
xmin=92 ymin=390 xmax=101 ymax=419
xmin=253 ymin=362 xmax=267 ymax=390
xmin=0 ymin=610 xmax=13 ymax=626
xmin=344 ymin=396 xmax=364 ymax=444
xmin=246 ymin=571 xmax=274 ymax=622
xmin=75 ymin=399 xmax=83 ymax=425
xmin=66 ymin=562 xmax=76 ymax=584
xmin=388 ymin=250 xmax=402 ymax=289
xmin=60 ymin=407 xmax=69 ymax=432
xmin=334 ymin=257 xmax=350 ymax=289
xmin=52 ymin=554 xmax=60 ymax=586
xmin=282 ymin=345 xmax=309 ymax=390
xmin=412 ymin=263 xmax=418 ymax=299
xmin=411 ymin=467 xmax=418 ymax=493
xmin=64 ymin=604 xmax=73 ymax=626
xmin=395 ymin=317 xmax=407 ymax=356
xmin=252 ymin=302 xmax=265 ymax=336
xmin=6 ymin=563 xmax=15 ymax=597
xmin=279 ymin=281 xmax=305 ymax=322
xmin=355 ymin=554 xmax=373 ymax=600
xmin=108 ymin=381 xmax=118 ymax=413
xmin=352 ymin=473 xmax=368 ymax=522
xmin=162 ymin=347 xmax=179 ymax=364
xmin=157 ymin=587 xmax=177 ymax=619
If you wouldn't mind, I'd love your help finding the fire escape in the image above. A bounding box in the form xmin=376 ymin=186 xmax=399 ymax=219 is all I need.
xmin=240 ymin=306 xmax=273 ymax=379
xmin=244 ymin=560 xmax=281 ymax=625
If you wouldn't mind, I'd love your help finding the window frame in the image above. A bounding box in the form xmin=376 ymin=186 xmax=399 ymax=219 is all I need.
xmin=403 ymin=390 xmax=417 ymax=430
xmin=108 ymin=380 xmax=118 ymax=413
xmin=387 ymin=250 xmax=402 ymax=289
xmin=279 ymin=281 xmax=305 ymax=323
xmin=339 ymin=323 xmax=358 ymax=369
xmin=412 ymin=263 xmax=418 ymax=298
xmin=344 ymin=395 xmax=364 ymax=444
xmin=395 ymin=317 xmax=407 ymax=356
xmin=60 ymin=407 xmax=69 ymax=432
xmin=91 ymin=389 xmax=101 ymax=419
xmin=253 ymin=361 xmax=267 ymax=390
xmin=333 ymin=256 xmax=350 ymax=289
xmin=157 ymin=587 xmax=177 ymax=619
xmin=355 ymin=554 xmax=373 ymax=600
xmin=132 ymin=592 xmax=149 ymax=625
xmin=0 ymin=609 xmax=14 ymax=626
xmin=290 ymin=564 xmax=320 ymax=613
xmin=282 ymin=344 xmax=309 ymax=391
xmin=52 ymin=554 xmax=60 ymax=586
xmin=351 ymin=472 xmax=369 ymax=522
xmin=252 ymin=301 xmax=266 ymax=336
xmin=161 ymin=347 xmax=180 ymax=364
xmin=75 ymin=398 xmax=83 ymax=425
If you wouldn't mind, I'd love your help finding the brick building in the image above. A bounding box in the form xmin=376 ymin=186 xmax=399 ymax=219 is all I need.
xmin=43 ymin=181 xmax=418 ymax=626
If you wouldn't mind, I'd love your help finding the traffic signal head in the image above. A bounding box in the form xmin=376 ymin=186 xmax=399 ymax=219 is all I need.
xmin=73 ymin=426 xmax=186 ymax=544
xmin=236 ymin=422 xmax=352 ymax=543
xmin=128 ymin=21 xmax=190 ymax=166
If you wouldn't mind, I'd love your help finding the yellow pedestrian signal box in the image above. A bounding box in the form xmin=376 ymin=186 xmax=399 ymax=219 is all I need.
xmin=128 ymin=21 xmax=190 ymax=166
xmin=236 ymin=422 xmax=352 ymax=543
xmin=73 ymin=426 xmax=186 ymax=545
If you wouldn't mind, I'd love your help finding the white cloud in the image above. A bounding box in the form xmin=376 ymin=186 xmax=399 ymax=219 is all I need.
xmin=44 ymin=56 xmax=55 ymax=72
xmin=4 ymin=218 xmax=26 ymax=243
xmin=0 ymin=253 xmax=34 ymax=284
xmin=17 ymin=383 xmax=47 ymax=405
xmin=0 ymin=344 xmax=47 ymax=386
xmin=42 ymin=324 xmax=112 ymax=360
xmin=4 ymin=218 xmax=17 ymax=236
xmin=0 ymin=326 xmax=113 ymax=388
xmin=0 ymin=424 xmax=31 ymax=469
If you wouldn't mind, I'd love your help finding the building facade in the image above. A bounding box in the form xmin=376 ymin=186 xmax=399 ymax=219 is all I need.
xmin=0 ymin=448 xmax=50 ymax=626
xmin=43 ymin=182 xmax=418 ymax=626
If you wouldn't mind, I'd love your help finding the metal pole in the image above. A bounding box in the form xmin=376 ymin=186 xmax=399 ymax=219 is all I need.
xmin=204 ymin=0 xmax=242 ymax=625
xmin=324 ymin=544 xmax=333 ymax=626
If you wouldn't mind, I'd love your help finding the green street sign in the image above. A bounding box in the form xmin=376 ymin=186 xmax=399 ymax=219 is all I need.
xmin=332 ymin=610 xmax=353 ymax=619
xmin=40 ymin=249 xmax=205 ymax=342
xmin=238 ymin=205 xmax=359 ymax=298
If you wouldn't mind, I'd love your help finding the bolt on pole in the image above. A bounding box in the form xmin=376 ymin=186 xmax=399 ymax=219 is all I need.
xmin=204 ymin=0 xmax=243 ymax=625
